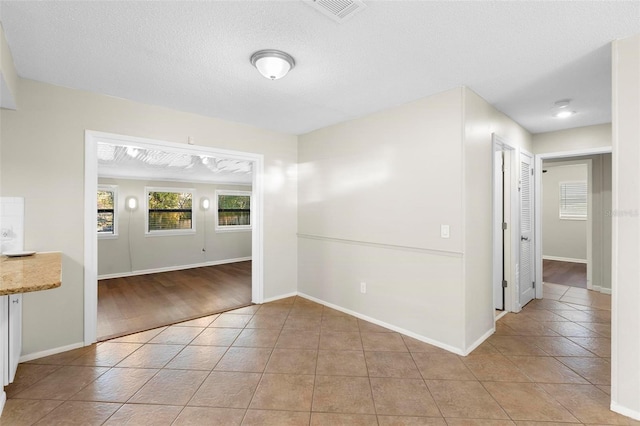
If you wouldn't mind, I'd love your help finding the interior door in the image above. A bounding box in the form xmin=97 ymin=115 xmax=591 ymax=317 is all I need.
xmin=519 ymin=151 xmax=535 ymax=308
xmin=493 ymin=149 xmax=505 ymax=310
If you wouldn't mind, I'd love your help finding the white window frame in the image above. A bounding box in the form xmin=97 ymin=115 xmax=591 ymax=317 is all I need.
xmin=559 ymin=180 xmax=588 ymax=221
xmin=97 ymin=185 xmax=118 ymax=239
xmin=145 ymin=186 xmax=196 ymax=236
xmin=215 ymin=190 xmax=252 ymax=232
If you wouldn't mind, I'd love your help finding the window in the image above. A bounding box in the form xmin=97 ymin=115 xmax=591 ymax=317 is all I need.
xmin=559 ymin=181 xmax=587 ymax=220
xmin=97 ymin=185 xmax=118 ymax=237
xmin=216 ymin=190 xmax=251 ymax=231
xmin=146 ymin=188 xmax=195 ymax=235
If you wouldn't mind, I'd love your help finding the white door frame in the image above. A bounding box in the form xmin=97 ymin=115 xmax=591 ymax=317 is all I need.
xmin=540 ymin=159 xmax=593 ymax=289
xmin=534 ymin=147 xmax=612 ymax=298
xmin=83 ymin=130 xmax=265 ymax=345
xmin=492 ymin=134 xmax=519 ymax=313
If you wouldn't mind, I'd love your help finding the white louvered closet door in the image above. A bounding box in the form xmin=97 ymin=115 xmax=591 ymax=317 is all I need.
xmin=519 ymin=152 xmax=535 ymax=309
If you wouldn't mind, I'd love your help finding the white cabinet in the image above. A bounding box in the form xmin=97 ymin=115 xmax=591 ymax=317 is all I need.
xmin=1 ymin=293 xmax=22 ymax=386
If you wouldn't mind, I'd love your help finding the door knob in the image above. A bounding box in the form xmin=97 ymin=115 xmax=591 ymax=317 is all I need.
xmin=521 ymin=236 xmax=529 ymax=241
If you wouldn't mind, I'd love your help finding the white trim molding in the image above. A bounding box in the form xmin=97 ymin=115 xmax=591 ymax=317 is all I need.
xmin=145 ymin=186 xmax=196 ymax=236
xmin=297 ymin=292 xmax=464 ymax=356
xmin=534 ymin=147 xmax=612 ymax=299
xmin=97 ymin=184 xmax=119 ymax=238
xmin=297 ymin=233 xmax=463 ymax=257
xmin=19 ymin=342 xmax=85 ymax=363
xmin=591 ymin=285 xmax=612 ymax=295
xmin=464 ymin=328 xmax=495 ymax=356
xmin=215 ymin=189 xmax=252 ymax=232
xmin=98 ymin=257 xmax=252 ymax=280
xmin=542 ymin=255 xmax=587 ymax=264
xmin=611 ymin=401 xmax=640 ymax=422
xmin=262 ymin=292 xmax=298 ymax=304
xmin=84 ymin=130 xmax=265 ymax=346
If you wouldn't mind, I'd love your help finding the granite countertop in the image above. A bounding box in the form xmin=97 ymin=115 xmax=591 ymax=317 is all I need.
xmin=0 ymin=252 xmax=62 ymax=295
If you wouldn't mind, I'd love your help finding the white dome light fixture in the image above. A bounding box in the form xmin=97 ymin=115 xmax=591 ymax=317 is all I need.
xmin=552 ymin=99 xmax=576 ymax=119
xmin=250 ymin=49 xmax=295 ymax=80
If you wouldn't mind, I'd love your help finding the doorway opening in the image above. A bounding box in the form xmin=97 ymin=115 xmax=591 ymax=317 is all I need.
xmin=534 ymin=148 xmax=613 ymax=299
xmin=84 ymin=131 xmax=265 ymax=345
xmin=540 ymin=160 xmax=591 ymax=290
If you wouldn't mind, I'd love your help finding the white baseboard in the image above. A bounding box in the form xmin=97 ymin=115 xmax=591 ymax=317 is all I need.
xmin=495 ymin=310 xmax=509 ymax=321
xmin=297 ymin=292 xmax=464 ymax=355
xmin=543 ymin=255 xmax=587 ymax=264
xmin=20 ymin=341 xmax=86 ymax=363
xmin=611 ymin=401 xmax=640 ymax=421
xmin=98 ymin=257 xmax=252 ymax=280
xmin=261 ymin=292 xmax=297 ymax=304
xmin=592 ymin=285 xmax=613 ymax=295
xmin=0 ymin=390 xmax=5 ymax=416
xmin=464 ymin=327 xmax=495 ymax=356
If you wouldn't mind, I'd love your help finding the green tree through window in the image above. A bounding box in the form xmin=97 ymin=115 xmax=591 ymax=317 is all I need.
xmin=97 ymin=189 xmax=115 ymax=233
xmin=217 ymin=193 xmax=251 ymax=228
xmin=148 ymin=191 xmax=193 ymax=231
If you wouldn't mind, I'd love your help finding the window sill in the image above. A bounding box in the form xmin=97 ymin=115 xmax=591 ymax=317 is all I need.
xmin=98 ymin=233 xmax=119 ymax=240
xmin=215 ymin=226 xmax=252 ymax=233
xmin=145 ymin=230 xmax=196 ymax=237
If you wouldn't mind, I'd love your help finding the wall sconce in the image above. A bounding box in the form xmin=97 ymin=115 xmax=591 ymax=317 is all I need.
xmin=126 ymin=196 xmax=138 ymax=211
xmin=201 ymin=197 xmax=210 ymax=210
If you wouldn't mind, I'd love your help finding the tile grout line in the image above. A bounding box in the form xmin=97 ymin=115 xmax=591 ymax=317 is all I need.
xmin=356 ymin=315 xmax=380 ymax=424
xmin=6 ymin=288 xmax=618 ymax=425
xmin=97 ymin=318 xmax=215 ymax=424
xmin=239 ymin=298 xmax=292 ymax=424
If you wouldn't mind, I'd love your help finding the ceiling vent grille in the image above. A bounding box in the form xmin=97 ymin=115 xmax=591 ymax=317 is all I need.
xmin=304 ymin=0 xmax=366 ymax=23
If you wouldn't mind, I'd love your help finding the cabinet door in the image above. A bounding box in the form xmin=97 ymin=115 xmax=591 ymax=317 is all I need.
xmin=7 ymin=294 xmax=22 ymax=384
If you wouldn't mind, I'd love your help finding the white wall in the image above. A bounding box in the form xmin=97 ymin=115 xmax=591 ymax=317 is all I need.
xmin=611 ymin=33 xmax=640 ymax=420
xmin=298 ymin=87 xmax=531 ymax=353
xmin=0 ymin=79 xmax=297 ymax=356
xmin=298 ymin=88 xmax=466 ymax=351
xmin=97 ymin=178 xmax=251 ymax=276
xmin=462 ymin=88 xmax=532 ymax=349
xmin=541 ymin=163 xmax=588 ymax=261
xmin=533 ymin=123 xmax=611 ymax=154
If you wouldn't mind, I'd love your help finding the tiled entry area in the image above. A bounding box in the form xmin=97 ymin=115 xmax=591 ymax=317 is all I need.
xmin=2 ymin=284 xmax=635 ymax=425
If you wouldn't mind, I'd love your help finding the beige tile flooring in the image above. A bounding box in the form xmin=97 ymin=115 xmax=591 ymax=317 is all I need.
xmin=2 ymin=283 xmax=637 ymax=425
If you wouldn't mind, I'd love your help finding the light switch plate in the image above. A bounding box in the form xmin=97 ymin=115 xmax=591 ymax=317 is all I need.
xmin=441 ymin=225 xmax=450 ymax=239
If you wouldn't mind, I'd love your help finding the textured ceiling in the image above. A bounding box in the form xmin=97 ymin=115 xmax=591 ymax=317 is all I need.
xmin=1 ymin=1 xmax=639 ymax=135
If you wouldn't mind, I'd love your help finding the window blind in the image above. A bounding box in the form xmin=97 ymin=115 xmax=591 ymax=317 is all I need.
xmin=559 ymin=181 xmax=587 ymax=220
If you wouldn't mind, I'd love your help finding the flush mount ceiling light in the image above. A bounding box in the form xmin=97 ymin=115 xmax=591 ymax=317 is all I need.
xmin=552 ymin=99 xmax=576 ymax=119
xmin=250 ymin=49 xmax=295 ymax=80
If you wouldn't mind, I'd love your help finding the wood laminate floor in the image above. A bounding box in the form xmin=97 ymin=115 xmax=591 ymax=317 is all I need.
xmin=97 ymin=261 xmax=251 ymax=341
xmin=543 ymin=259 xmax=587 ymax=288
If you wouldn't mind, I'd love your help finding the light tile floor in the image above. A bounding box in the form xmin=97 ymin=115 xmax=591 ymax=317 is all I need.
xmin=2 ymin=283 xmax=637 ymax=425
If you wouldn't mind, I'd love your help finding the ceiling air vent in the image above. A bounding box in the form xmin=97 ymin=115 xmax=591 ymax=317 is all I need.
xmin=304 ymin=0 xmax=367 ymax=23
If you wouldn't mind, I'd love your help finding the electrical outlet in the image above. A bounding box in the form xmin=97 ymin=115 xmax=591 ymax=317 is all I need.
xmin=360 ymin=282 xmax=367 ymax=294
